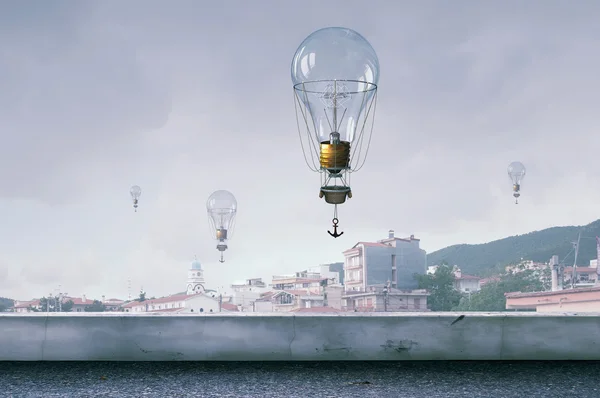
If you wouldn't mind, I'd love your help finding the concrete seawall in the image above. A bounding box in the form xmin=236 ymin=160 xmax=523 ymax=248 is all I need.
xmin=1 ymin=312 xmax=599 ymax=361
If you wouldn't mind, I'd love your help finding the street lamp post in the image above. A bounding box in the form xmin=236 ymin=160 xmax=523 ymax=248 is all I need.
xmin=382 ymin=279 xmax=391 ymax=312
xmin=321 ymin=278 xmax=334 ymax=307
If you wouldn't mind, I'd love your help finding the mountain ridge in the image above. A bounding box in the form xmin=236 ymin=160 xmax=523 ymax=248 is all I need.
xmin=427 ymin=219 xmax=600 ymax=276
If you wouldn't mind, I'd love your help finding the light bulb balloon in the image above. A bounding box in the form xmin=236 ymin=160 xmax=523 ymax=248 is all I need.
xmin=130 ymin=185 xmax=142 ymax=212
xmin=291 ymin=26 xmax=380 ymax=238
xmin=207 ymin=190 xmax=237 ymax=263
xmin=507 ymin=162 xmax=526 ymax=204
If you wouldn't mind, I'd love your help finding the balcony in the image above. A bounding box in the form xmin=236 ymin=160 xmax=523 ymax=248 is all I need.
xmin=344 ymin=279 xmax=363 ymax=285
xmin=345 ymin=262 xmax=363 ymax=270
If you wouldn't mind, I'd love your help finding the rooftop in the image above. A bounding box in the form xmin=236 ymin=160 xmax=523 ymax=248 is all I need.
xmin=505 ymin=286 xmax=600 ymax=299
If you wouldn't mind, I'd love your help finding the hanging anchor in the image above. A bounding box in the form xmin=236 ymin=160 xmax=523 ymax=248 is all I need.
xmin=328 ymin=218 xmax=344 ymax=238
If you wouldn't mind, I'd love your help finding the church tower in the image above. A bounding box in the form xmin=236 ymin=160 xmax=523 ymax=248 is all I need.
xmin=187 ymin=257 xmax=205 ymax=295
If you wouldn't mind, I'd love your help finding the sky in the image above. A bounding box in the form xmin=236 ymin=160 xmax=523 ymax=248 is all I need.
xmin=1 ymin=1 xmax=600 ymax=301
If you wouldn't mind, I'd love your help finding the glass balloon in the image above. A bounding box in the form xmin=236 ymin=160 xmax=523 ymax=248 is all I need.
xmin=207 ymin=190 xmax=237 ymax=238
xmin=507 ymin=162 xmax=526 ymax=184
xmin=291 ymin=27 xmax=380 ymax=144
xmin=130 ymin=185 xmax=141 ymax=199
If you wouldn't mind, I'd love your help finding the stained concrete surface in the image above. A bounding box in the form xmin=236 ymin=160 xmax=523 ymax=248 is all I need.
xmin=1 ymin=312 xmax=599 ymax=361
xmin=0 ymin=361 xmax=598 ymax=397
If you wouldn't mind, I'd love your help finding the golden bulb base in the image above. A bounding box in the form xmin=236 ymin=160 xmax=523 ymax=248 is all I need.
xmin=319 ymin=141 xmax=351 ymax=173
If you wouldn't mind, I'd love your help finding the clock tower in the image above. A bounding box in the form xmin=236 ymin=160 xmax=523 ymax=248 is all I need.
xmin=187 ymin=257 xmax=205 ymax=295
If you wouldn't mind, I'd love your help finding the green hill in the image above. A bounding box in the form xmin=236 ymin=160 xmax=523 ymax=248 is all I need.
xmin=427 ymin=219 xmax=600 ymax=276
xmin=0 ymin=297 xmax=14 ymax=311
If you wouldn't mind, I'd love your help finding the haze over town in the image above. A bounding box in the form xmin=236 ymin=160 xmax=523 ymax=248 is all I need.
xmin=1 ymin=1 xmax=599 ymax=300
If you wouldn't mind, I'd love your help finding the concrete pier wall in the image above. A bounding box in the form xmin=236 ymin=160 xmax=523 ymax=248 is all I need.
xmin=1 ymin=312 xmax=598 ymax=361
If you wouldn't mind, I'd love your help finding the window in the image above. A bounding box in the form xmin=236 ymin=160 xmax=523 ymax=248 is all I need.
xmin=414 ymin=298 xmax=421 ymax=309
xmin=366 ymin=298 xmax=372 ymax=307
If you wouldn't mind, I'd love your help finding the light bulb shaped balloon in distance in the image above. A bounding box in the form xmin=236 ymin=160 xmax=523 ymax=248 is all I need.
xmin=130 ymin=185 xmax=142 ymax=212
xmin=207 ymin=190 xmax=237 ymax=263
xmin=291 ymin=26 xmax=380 ymax=238
xmin=507 ymin=162 xmax=526 ymax=204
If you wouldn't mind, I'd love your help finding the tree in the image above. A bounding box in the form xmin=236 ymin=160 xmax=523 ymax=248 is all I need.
xmin=38 ymin=296 xmax=73 ymax=312
xmin=39 ymin=297 xmax=51 ymax=312
xmin=0 ymin=297 xmax=14 ymax=312
xmin=137 ymin=289 xmax=146 ymax=302
xmin=537 ymin=267 xmax=552 ymax=291
xmin=455 ymin=269 xmax=543 ymax=311
xmin=84 ymin=300 xmax=106 ymax=312
xmin=61 ymin=300 xmax=74 ymax=312
xmin=414 ymin=264 xmax=462 ymax=311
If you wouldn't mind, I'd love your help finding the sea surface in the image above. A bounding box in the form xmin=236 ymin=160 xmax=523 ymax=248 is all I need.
xmin=0 ymin=361 xmax=597 ymax=398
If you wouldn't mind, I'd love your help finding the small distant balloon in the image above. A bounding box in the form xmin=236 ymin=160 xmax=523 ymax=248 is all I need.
xmin=130 ymin=185 xmax=142 ymax=212
xmin=207 ymin=190 xmax=237 ymax=263
xmin=507 ymin=162 xmax=526 ymax=204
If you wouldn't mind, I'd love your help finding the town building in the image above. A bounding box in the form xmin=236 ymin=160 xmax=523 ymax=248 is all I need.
xmin=186 ymin=257 xmax=206 ymax=295
xmin=505 ymin=252 xmax=600 ymax=312
xmin=122 ymin=258 xmax=238 ymax=313
xmin=247 ymin=264 xmax=347 ymax=312
xmin=342 ymin=230 xmax=427 ymax=293
xmin=427 ymin=265 xmax=482 ymax=293
xmin=343 ymin=284 xmax=429 ymax=312
xmin=452 ymin=268 xmax=481 ymax=293
xmin=230 ymin=278 xmax=270 ymax=311
xmin=563 ymin=266 xmax=598 ymax=287
xmin=505 ymin=286 xmax=600 ymax=312
xmin=12 ymin=299 xmax=41 ymax=313
xmin=102 ymin=297 xmax=126 ymax=311
xmin=253 ymin=285 xmax=344 ymax=312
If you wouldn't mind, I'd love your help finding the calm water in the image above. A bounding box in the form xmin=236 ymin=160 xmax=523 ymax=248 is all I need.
xmin=0 ymin=361 xmax=597 ymax=398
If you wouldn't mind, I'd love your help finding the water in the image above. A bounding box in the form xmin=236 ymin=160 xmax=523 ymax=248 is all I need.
xmin=1 ymin=361 xmax=596 ymax=397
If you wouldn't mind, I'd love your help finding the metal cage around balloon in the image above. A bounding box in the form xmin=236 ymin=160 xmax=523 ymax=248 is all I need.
xmin=293 ymin=79 xmax=378 ymax=206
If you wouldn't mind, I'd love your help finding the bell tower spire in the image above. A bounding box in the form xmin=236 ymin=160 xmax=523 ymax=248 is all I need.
xmin=187 ymin=256 xmax=205 ymax=295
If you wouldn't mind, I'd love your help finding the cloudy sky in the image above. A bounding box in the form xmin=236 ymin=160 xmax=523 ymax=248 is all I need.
xmin=1 ymin=1 xmax=599 ymax=301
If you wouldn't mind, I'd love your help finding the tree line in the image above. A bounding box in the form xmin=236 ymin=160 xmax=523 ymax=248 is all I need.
xmin=414 ymin=263 xmax=546 ymax=311
xmin=29 ymin=297 xmax=107 ymax=312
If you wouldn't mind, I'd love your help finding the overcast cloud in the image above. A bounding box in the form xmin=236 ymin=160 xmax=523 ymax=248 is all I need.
xmin=1 ymin=1 xmax=599 ymax=300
